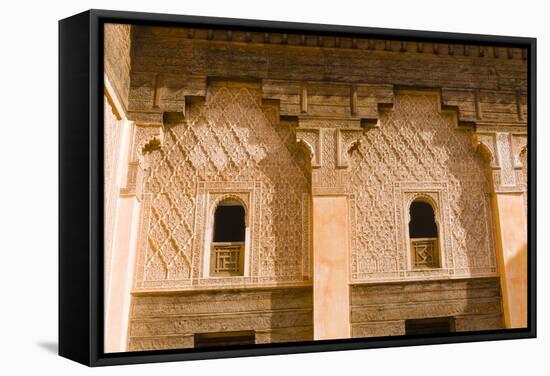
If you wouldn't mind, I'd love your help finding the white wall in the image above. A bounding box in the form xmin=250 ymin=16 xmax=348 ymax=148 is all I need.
xmin=0 ymin=0 xmax=547 ymax=374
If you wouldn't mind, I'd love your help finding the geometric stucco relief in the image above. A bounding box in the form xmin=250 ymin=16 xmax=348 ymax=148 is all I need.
xmin=348 ymin=92 xmax=497 ymax=282
xmin=473 ymin=129 xmax=527 ymax=193
xmin=133 ymin=84 xmax=311 ymax=290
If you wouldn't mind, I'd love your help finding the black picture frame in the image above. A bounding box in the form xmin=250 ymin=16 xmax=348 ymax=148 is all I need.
xmin=59 ymin=9 xmax=537 ymax=367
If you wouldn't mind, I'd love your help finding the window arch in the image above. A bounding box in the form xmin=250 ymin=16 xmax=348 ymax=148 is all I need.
xmin=209 ymin=198 xmax=246 ymax=276
xmin=408 ymin=199 xmax=440 ymax=269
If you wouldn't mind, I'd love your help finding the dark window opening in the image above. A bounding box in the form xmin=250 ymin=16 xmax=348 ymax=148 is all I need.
xmin=211 ymin=202 xmax=245 ymax=276
xmin=409 ymin=200 xmax=440 ymax=269
xmin=213 ymin=205 xmax=245 ymax=242
xmin=194 ymin=331 xmax=255 ymax=348
xmin=405 ymin=317 xmax=455 ymax=335
xmin=409 ymin=201 xmax=438 ymax=238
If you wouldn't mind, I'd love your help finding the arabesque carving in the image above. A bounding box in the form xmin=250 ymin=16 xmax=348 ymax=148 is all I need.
xmin=473 ymin=129 xmax=528 ymax=193
xmin=348 ymin=92 xmax=497 ymax=282
xmin=133 ymin=85 xmax=311 ymax=290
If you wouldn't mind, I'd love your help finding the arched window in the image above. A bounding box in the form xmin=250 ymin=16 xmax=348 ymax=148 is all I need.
xmin=210 ymin=199 xmax=246 ymax=276
xmin=409 ymin=200 xmax=440 ymax=269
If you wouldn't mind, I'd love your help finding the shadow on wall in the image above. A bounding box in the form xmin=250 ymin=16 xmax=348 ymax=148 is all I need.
xmin=254 ymin=105 xmax=312 ymax=281
xmin=254 ymin=104 xmax=314 ymax=343
xmin=434 ymin=96 xmax=506 ymax=331
xmin=36 ymin=341 xmax=58 ymax=355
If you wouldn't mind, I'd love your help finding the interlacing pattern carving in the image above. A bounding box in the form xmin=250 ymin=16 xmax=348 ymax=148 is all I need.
xmin=348 ymin=92 xmax=496 ymax=281
xmin=136 ymin=85 xmax=311 ymax=288
xmin=473 ymin=130 xmax=526 ymax=193
xmin=497 ymin=133 xmax=516 ymax=186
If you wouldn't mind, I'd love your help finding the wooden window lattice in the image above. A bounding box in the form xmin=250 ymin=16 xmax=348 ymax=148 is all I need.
xmin=411 ymin=238 xmax=439 ymax=268
xmin=211 ymin=242 xmax=244 ymax=275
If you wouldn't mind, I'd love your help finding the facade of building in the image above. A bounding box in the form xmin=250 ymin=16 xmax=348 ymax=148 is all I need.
xmin=103 ymin=23 xmax=528 ymax=353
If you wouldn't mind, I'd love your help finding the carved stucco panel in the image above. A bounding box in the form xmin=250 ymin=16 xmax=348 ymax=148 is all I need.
xmin=348 ymin=92 xmax=497 ymax=282
xmin=496 ymin=132 xmax=516 ymax=187
xmin=134 ymin=85 xmax=311 ymax=289
xmin=132 ymin=125 xmax=164 ymax=162
xmin=474 ymin=130 xmax=527 ymax=193
xmin=512 ymin=134 xmax=527 ymax=169
xmin=295 ymin=128 xmax=320 ymax=167
xmin=512 ymin=134 xmax=528 ymax=200
xmin=308 ymin=126 xmax=363 ymax=195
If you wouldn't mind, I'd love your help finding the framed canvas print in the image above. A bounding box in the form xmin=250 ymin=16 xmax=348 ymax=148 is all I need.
xmin=59 ymin=9 xmax=536 ymax=366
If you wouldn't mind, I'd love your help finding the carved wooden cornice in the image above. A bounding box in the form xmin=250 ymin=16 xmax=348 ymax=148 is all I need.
xmin=128 ymin=74 xmax=207 ymax=115
xmin=127 ymin=72 xmax=527 ymax=130
xmin=261 ymin=80 xmax=395 ymax=195
xmin=441 ymin=88 xmax=527 ymax=127
xmin=135 ymin=26 xmax=527 ymax=61
xmin=261 ymin=80 xmax=393 ymax=122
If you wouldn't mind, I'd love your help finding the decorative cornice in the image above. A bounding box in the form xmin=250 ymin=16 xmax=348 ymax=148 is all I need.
xmin=135 ymin=26 xmax=528 ymax=61
xmin=127 ymin=74 xmax=207 ymax=116
xmin=441 ymin=88 xmax=527 ymax=127
xmin=126 ymin=74 xmax=528 ymax=130
xmin=261 ymin=80 xmax=393 ymax=122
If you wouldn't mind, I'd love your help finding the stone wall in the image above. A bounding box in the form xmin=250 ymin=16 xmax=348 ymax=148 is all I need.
xmin=127 ymin=287 xmax=313 ymax=351
xmin=350 ymin=277 xmax=503 ymax=337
